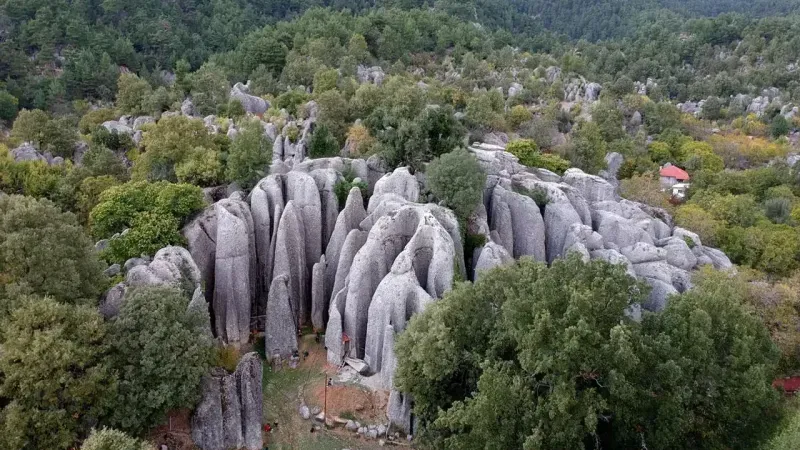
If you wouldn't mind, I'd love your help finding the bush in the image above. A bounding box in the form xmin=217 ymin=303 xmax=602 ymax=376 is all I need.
xmin=226 ymin=120 xmax=271 ymax=188
xmin=771 ymin=115 xmax=790 ymax=138
xmin=81 ymin=428 xmax=154 ymax=450
xmin=106 ymin=212 xmax=185 ymax=263
xmin=175 ymin=147 xmax=225 ymax=187
xmin=506 ymin=139 xmax=538 ymax=165
xmin=334 ymin=178 xmax=368 ymax=209
xmin=426 ymin=148 xmax=486 ymax=221
xmin=308 ymin=124 xmax=340 ymax=158
xmin=90 ymin=180 xmax=204 ymax=247
xmin=507 ymin=105 xmax=533 ymax=129
xmin=0 ymin=297 xmax=116 ymax=450
xmin=0 ymin=195 xmax=107 ymax=309
xmin=135 ymin=115 xmax=220 ymax=182
xmin=106 ymin=285 xmax=212 ymax=434
xmin=765 ymin=198 xmax=792 ymax=224
xmin=0 ymin=90 xmax=19 ymax=122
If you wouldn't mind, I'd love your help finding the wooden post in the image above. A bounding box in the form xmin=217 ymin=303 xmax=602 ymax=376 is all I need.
xmin=323 ymin=375 xmax=328 ymax=427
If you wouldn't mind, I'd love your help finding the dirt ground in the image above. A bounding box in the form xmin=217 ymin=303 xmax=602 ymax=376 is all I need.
xmin=262 ymin=334 xmax=409 ymax=450
xmin=145 ymin=333 xmax=409 ymax=450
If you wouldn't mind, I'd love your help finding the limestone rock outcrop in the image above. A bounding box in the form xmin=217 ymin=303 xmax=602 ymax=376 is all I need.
xmin=230 ymin=82 xmax=269 ymax=115
xmin=468 ymin=143 xmax=734 ymax=313
xmin=192 ymin=353 xmax=263 ymax=450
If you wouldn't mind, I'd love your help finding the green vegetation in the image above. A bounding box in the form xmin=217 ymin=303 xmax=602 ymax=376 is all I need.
xmin=396 ymin=257 xmax=780 ymax=449
xmin=0 ymin=297 xmax=117 ymax=450
xmin=3 ymin=1 xmax=800 ymax=448
xmin=106 ymin=286 xmax=212 ymax=434
xmin=81 ymin=428 xmax=154 ymax=450
xmin=427 ymin=149 xmax=487 ymax=222
xmin=90 ymin=181 xmax=204 ymax=263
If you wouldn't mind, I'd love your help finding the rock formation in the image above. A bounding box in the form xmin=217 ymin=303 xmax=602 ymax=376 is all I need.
xmin=230 ymin=82 xmax=269 ymax=115
xmin=192 ymin=353 xmax=263 ymax=450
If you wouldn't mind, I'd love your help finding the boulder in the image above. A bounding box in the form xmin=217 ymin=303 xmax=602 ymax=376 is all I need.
xmin=642 ymin=277 xmax=678 ymax=312
xmin=620 ymin=242 xmax=666 ymax=264
xmin=230 ymin=82 xmax=269 ymax=115
xmin=102 ymin=120 xmax=133 ymax=135
xmin=182 ymin=98 xmax=196 ymax=116
xmin=236 ymin=353 xmax=263 ymax=450
xmin=311 ymin=257 xmax=326 ymax=330
xmin=473 ymin=240 xmax=513 ymax=279
xmin=490 ymin=185 xmax=547 ymax=262
xmin=387 ymin=390 xmax=413 ymax=435
xmin=213 ymin=205 xmax=253 ymax=345
xmin=221 ymin=374 xmax=243 ymax=449
xmin=272 ymin=201 xmax=308 ymax=325
xmin=368 ymin=167 xmax=419 ymax=211
xmin=661 ymin=237 xmax=697 ymax=270
xmin=562 ymin=168 xmax=616 ymax=203
xmin=264 ymin=275 xmax=298 ymax=357
xmin=324 ymin=187 xmax=367 ymax=300
xmin=192 ymin=376 xmax=225 ymax=450
xmin=133 ymin=116 xmax=155 ymax=130
xmin=11 ymin=142 xmax=45 ymax=162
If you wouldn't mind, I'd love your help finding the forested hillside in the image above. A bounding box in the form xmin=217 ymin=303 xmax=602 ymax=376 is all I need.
xmin=3 ymin=1 xmax=800 ymax=449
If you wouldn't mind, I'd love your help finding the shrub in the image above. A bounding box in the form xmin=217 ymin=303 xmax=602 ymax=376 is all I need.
xmin=334 ymin=178 xmax=368 ymax=209
xmin=106 ymin=212 xmax=185 ymax=263
xmin=0 ymin=90 xmax=19 ymax=122
xmin=0 ymin=297 xmax=117 ymax=449
xmin=226 ymin=120 xmax=271 ymax=188
xmin=0 ymin=195 xmax=107 ymax=308
xmin=427 ymin=148 xmax=486 ymax=221
xmin=212 ymin=345 xmax=242 ymax=373
xmin=765 ymin=198 xmax=792 ymax=224
xmin=106 ymin=285 xmax=212 ymax=434
xmin=507 ymin=105 xmax=533 ymax=129
xmin=81 ymin=428 xmax=154 ymax=450
xmin=309 ymin=124 xmax=340 ymax=158
xmin=90 ymin=181 xmax=204 ymax=262
xmin=175 ymin=147 xmax=225 ymax=187
xmin=506 ymin=139 xmax=538 ymax=165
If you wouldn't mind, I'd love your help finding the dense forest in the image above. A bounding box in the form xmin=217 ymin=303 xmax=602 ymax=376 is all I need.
xmin=3 ymin=0 xmax=800 ymax=449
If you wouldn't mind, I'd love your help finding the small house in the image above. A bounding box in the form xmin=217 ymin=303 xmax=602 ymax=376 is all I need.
xmin=659 ymin=164 xmax=690 ymax=189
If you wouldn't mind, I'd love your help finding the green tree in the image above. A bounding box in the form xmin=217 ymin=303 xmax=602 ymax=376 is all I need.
xmin=225 ymin=120 xmax=271 ymax=188
xmin=0 ymin=296 xmax=117 ymax=450
xmin=190 ymin=62 xmax=230 ymax=116
xmin=427 ymin=148 xmax=486 ymax=222
xmin=11 ymin=109 xmax=50 ymax=145
xmin=175 ymin=147 xmax=225 ymax=187
xmin=0 ymin=195 xmax=106 ymax=312
xmin=507 ymin=105 xmax=533 ymax=129
xmin=107 ymin=286 xmax=212 ymax=434
xmin=635 ymin=269 xmax=780 ymax=448
xmin=0 ymin=90 xmax=19 ymax=122
xmin=81 ymin=428 xmax=154 ymax=450
xmin=116 ymin=73 xmax=153 ymax=116
xmin=308 ymin=124 xmax=340 ymax=158
xmin=568 ymin=121 xmax=607 ymax=173
xmin=313 ymin=68 xmax=339 ymax=94
xmin=90 ymin=181 xmax=204 ymax=240
xmin=135 ymin=115 xmax=219 ymax=182
xmin=396 ymin=257 xmax=780 ymax=449
xmin=771 ymin=115 xmax=790 ymax=138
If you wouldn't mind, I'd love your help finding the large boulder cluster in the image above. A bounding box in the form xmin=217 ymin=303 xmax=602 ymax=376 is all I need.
xmin=467 ymin=142 xmax=732 ymax=315
xmin=112 ymin=137 xmax=734 ymax=442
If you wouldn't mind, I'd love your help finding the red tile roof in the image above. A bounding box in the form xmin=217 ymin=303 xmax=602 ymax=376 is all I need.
xmin=773 ymin=377 xmax=800 ymax=394
xmin=660 ymin=165 xmax=690 ymax=181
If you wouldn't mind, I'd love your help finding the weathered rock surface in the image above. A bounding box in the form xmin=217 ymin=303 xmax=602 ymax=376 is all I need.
xmin=192 ymin=352 xmax=263 ymax=450
xmin=230 ymin=82 xmax=269 ymax=115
